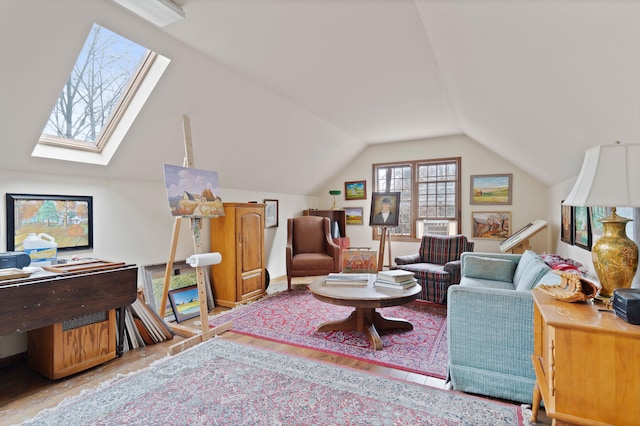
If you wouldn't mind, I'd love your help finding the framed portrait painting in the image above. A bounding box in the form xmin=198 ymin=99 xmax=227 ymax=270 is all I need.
xmin=6 ymin=193 xmax=93 ymax=252
xmin=471 ymin=211 xmax=512 ymax=239
xmin=369 ymin=192 xmax=400 ymax=227
xmin=561 ymin=201 xmax=573 ymax=245
xmin=345 ymin=181 xmax=366 ymax=200
xmin=470 ymin=174 xmax=513 ymax=205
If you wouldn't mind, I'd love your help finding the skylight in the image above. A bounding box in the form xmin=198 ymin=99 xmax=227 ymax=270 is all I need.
xmin=33 ymin=23 xmax=170 ymax=165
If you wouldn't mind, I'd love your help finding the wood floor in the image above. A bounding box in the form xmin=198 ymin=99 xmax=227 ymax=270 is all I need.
xmin=0 ymin=278 xmax=550 ymax=425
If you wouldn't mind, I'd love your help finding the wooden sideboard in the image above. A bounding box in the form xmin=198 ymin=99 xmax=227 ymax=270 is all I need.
xmin=531 ymin=289 xmax=640 ymax=425
xmin=0 ymin=265 xmax=138 ymax=377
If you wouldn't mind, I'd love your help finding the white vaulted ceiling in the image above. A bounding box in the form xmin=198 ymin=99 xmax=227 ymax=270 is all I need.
xmin=2 ymin=0 xmax=639 ymax=194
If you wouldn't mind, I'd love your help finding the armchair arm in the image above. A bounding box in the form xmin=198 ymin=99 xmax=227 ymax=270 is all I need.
xmin=394 ymin=253 xmax=421 ymax=265
xmin=447 ymin=285 xmax=535 ymax=380
xmin=443 ymin=260 xmax=462 ymax=284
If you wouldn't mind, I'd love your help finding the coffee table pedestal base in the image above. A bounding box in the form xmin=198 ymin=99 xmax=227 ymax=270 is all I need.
xmin=317 ymin=307 xmax=413 ymax=350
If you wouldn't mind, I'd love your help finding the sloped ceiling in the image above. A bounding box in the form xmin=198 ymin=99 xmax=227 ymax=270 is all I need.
xmin=2 ymin=0 xmax=639 ymax=194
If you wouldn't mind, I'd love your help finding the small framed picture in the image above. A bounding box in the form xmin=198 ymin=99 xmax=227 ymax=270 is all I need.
xmin=369 ymin=192 xmax=400 ymax=227
xmin=573 ymin=206 xmax=592 ymax=250
xmin=345 ymin=180 xmax=367 ymax=200
xmin=345 ymin=207 xmax=364 ymax=225
xmin=470 ymin=174 xmax=513 ymax=205
xmin=471 ymin=211 xmax=512 ymax=239
xmin=168 ymin=285 xmax=201 ymax=323
xmin=264 ymin=199 xmax=279 ymax=228
xmin=561 ymin=201 xmax=574 ymax=245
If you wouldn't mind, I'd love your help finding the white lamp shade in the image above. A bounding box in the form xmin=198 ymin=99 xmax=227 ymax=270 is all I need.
xmin=563 ymin=143 xmax=640 ymax=207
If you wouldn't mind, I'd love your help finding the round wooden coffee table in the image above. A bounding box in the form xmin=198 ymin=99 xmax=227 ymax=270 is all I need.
xmin=308 ymin=275 xmax=421 ymax=350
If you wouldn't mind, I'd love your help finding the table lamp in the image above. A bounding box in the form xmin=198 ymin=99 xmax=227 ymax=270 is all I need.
xmin=563 ymin=142 xmax=640 ymax=299
xmin=329 ymin=190 xmax=341 ymax=210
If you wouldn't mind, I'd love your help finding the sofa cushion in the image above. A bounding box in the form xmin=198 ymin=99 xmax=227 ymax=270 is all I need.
xmin=459 ymin=276 xmax=516 ymax=290
xmin=462 ymin=256 xmax=516 ymax=283
xmin=513 ymin=250 xmax=551 ymax=291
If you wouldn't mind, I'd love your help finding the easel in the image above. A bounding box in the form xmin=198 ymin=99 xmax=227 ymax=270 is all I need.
xmin=159 ymin=116 xmax=231 ymax=355
xmin=376 ymin=226 xmax=393 ymax=272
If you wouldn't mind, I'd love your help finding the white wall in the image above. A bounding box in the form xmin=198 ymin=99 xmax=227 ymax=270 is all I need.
xmin=314 ymin=134 xmax=552 ymax=259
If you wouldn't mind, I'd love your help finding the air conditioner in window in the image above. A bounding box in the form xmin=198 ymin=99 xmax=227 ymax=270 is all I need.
xmin=417 ymin=220 xmax=457 ymax=237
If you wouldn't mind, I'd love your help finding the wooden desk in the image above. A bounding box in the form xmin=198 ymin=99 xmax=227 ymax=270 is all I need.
xmin=531 ymin=289 xmax=640 ymax=425
xmin=0 ymin=265 xmax=138 ymax=356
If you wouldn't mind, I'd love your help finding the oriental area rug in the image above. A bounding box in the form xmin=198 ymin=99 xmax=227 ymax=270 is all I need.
xmin=23 ymin=339 xmax=526 ymax=425
xmin=208 ymin=288 xmax=448 ymax=379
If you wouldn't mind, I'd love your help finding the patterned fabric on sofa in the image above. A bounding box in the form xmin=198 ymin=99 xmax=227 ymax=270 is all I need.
xmin=393 ymin=234 xmax=474 ymax=304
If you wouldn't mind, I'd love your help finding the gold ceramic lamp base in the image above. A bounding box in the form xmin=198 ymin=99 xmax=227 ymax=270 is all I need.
xmin=592 ymin=208 xmax=638 ymax=298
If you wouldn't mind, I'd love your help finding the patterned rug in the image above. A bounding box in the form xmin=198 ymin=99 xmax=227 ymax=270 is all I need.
xmin=24 ymin=339 xmax=526 ymax=425
xmin=209 ymin=288 xmax=448 ymax=378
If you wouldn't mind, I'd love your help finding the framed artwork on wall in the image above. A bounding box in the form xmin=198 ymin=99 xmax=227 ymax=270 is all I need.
xmin=345 ymin=207 xmax=364 ymax=225
xmin=561 ymin=201 xmax=574 ymax=245
xmin=470 ymin=174 xmax=513 ymax=205
xmin=471 ymin=211 xmax=512 ymax=239
xmin=6 ymin=193 xmax=93 ymax=252
xmin=345 ymin=180 xmax=366 ymax=200
xmin=573 ymin=206 xmax=592 ymax=250
xmin=264 ymin=199 xmax=279 ymax=228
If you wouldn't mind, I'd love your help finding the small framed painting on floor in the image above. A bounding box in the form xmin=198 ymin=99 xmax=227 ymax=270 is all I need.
xmin=168 ymin=285 xmax=201 ymax=323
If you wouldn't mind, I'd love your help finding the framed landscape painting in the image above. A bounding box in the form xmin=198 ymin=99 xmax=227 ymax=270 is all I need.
xmin=345 ymin=207 xmax=364 ymax=225
xmin=345 ymin=181 xmax=366 ymax=200
xmin=168 ymin=285 xmax=200 ymax=323
xmin=471 ymin=211 xmax=512 ymax=239
xmin=6 ymin=193 xmax=93 ymax=252
xmin=470 ymin=174 xmax=512 ymax=205
xmin=573 ymin=206 xmax=591 ymax=250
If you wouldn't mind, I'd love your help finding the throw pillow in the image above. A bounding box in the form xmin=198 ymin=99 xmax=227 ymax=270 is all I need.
xmin=514 ymin=251 xmax=552 ymax=291
xmin=462 ymin=256 xmax=516 ymax=283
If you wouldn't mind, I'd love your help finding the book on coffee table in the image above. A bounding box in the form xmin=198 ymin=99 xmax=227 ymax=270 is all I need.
xmin=374 ymin=278 xmax=417 ymax=290
xmin=376 ymin=270 xmax=415 ymax=282
xmin=324 ymin=273 xmax=370 ymax=286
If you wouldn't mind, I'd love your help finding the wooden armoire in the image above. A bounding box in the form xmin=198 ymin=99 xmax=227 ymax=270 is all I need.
xmin=209 ymin=203 xmax=266 ymax=308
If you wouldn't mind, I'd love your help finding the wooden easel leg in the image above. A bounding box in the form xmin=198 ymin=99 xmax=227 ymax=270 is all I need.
xmin=377 ymin=226 xmax=387 ymax=272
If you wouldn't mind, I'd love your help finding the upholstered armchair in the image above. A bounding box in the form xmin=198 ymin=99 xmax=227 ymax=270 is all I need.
xmin=393 ymin=234 xmax=474 ymax=304
xmin=286 ymin=216 xmax=341 ymax=290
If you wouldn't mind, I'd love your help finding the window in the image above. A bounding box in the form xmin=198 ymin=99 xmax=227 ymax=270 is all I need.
xmin=372 ymin=157 xmax=461 ymax=241
xmin=33 ymin=23 xmax=170 ymax=165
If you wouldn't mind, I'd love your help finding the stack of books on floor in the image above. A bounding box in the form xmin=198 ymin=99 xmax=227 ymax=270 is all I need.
xmin=374 ymin=270 xmax=417 ymax=289
xmin=324 ymin=272 xmax=370 ymax=286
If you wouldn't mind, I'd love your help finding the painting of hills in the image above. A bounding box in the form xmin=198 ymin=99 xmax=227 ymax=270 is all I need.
xmin=163 ymin=164 xmax=225 ymax=217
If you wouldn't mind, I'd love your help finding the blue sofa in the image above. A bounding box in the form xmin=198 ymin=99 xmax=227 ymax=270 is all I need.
xmin=446 ymin=250 xmax=561 ymax=404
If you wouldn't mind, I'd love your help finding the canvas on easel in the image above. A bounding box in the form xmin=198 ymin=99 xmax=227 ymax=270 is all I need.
xmin=163 ymin=164 xmax=225 ymax=217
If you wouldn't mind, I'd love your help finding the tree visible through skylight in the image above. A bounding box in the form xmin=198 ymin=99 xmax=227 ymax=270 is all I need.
xmin=42 ymin=23 xmax=149 ymax=146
